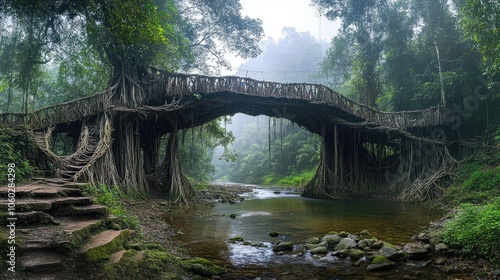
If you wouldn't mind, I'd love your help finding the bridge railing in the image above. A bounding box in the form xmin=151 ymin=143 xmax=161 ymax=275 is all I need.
xmin=28 ymin=92 xmax=110 ymax=129
xmin=158 ymin=73 xmax=446 ymax=128
xmin=0 ymin=72 xmax=446 ymax=130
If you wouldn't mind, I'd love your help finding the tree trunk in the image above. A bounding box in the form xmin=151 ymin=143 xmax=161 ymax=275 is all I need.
xmin=434 ymin=40 xmax=447 ymax=108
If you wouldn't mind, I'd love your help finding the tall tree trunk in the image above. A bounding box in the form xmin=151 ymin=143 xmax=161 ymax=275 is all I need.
xmin=113 ymin=116 xmax=148 ymax=197
xmin=434 ymin=40 xmax=447 ymax=108
xmin=162 ymin=127 xmax=195 ymax=203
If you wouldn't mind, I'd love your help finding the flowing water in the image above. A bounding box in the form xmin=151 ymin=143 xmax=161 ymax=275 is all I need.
xmin=169 ymin=186 xmax=449 ymax=279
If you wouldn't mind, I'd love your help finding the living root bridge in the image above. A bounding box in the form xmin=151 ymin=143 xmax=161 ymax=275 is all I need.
xmin=8 ymin=68 xmax=458 ymax=203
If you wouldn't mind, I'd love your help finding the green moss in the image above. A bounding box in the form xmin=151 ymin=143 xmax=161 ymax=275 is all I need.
xmin=372 ymin=255 xmax=391 ymax=265
xmin=65 ymin=220 xmax=104 ymax=252
xmin=383 ymin=242 xmax=395 ymax=249
xmin=84 ymin=230 xmax=131 ymax=262
xmin=144 ymin=243 xmax=165 ymax=251
xmin=104 ymin=248 xmax=225 ymax=279
xmin=104 ymin=249 xmax=184 ymax=279
xmin=229 ymin=236 xmax=244 ymax=242
xmin=180 ymin=257 xmax=225 ymax=277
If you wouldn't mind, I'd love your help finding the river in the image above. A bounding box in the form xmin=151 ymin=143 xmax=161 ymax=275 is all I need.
xmin=169 ymin=185 xmax=450 ymax=279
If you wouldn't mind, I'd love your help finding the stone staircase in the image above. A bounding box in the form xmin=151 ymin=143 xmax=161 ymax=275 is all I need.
xmin=0 ymin=179 xmax=133 ymax=280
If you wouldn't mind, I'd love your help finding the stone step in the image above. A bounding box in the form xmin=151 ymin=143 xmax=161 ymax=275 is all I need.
xmin=80 ymin=229 xmax=131 ymax=262
xmin=55 ymin=204 xmax=108 ymax=218
xmin=39 ymin=178 xmax=70 ymax=185
xmin=19 ymin=219 xmax=106 ymax=252
xmin=52 ymin=196 xmax=93 ymax=206
xmin=0 ymin=199 xmax=52 ymax=212
xmin=0 ymin=196 xmax=94 ymax=218
xmin=61 ymin=182 xmax=90 ymax=189
xmin=21 ymin=250 xmax=64 ymax=273
xmin=10 ymin=211 xmax=56 ymax=224
xmin=69 ymin=204 xmax=108 ymax=218
xmin=0 ymin=184 xmax=83 ymax=198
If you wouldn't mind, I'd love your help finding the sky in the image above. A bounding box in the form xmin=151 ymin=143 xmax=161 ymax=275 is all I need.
xmin=223 ymin=0 xmax=341 ymax=75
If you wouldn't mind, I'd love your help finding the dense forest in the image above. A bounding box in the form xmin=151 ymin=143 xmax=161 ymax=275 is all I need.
xmin=0 ymin=0 xmax=498 ymax=186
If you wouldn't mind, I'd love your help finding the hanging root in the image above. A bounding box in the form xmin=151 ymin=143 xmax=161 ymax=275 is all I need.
xmin=398 ymin=143 xmax=458 ymax=202
xmin=148 ymin=128 xmax=195 ymax=204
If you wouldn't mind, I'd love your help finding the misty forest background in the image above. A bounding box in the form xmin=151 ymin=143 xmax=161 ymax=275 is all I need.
xmin=0 ymin=0 xmax=498 ymax=186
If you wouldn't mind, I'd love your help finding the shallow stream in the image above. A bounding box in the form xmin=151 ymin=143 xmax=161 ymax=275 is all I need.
xmin=169 ymin=186 xmax=450 ymax=279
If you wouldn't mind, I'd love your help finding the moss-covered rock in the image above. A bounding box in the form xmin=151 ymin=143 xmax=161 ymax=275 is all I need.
xmin=367 ymin=255 xmax=394 ymax=271
xmin=403 ymin=243 xmax=428 ymax=260
xmin=181 ymin=257 xmax=225 ymax=277
xmin=304 ymin=237 xmax=320 ymax=244
xmin=310 ymin=246 xmax=328 ymax=254
xmin=104 ymin=249 xmax=185 ymax=279
xmin=229 ymin=236 xmax=244 ymax=243
xmin=272 ymin=241 xmax=294 ymax=251
xmin=349 ymin=249 xmax=364 ymax=261
xmin=334 ymin=238 xmax=357 ymax=251
xmin=81 ymin=229 xmax=131 ymax=262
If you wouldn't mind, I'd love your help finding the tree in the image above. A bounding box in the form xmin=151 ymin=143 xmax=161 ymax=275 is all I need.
xmin=460 ymin=0 xmax=499 ymax=79
xmin=312 ymin=0 xmax=386 ymax=107
xmin=176 ymin=0 xmax=264 ymax=73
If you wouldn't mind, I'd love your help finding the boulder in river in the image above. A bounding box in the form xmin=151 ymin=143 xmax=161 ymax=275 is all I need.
xmin=367 ymin=255 xmax=394 ymax=271
xmin=272 ymin=241 xmax=294 ymax=252
xmin=310 ymin=246 xmax=328 ymax=255
xmin=334 ymin=238 xmax=357 ymax=251
xmin=349 ymin=249 xmax=364 ymax=261
xmin=304 ymin=237 xmax=320 ymax=244
xmin=403 ymin=243 xmax=428 ymax=260
xmin=434 ymin=243 xmax=448 ymax=253
xmin=320 ymin=234 xmax=343 ymax=250
xmin=359 ymin=229 xmax=371 ymax=237
xmin=357 ymin=238 xmax=377 ymax=250
xmin=229 ymin=236 xmax=244 ymax=243
xmin=269 ymin=231 xmax=279 ymax=237
xmin=379 ymin=245 xmax=408 ymax=262
xmin=370 ymin=241 xmax=384 ymax=249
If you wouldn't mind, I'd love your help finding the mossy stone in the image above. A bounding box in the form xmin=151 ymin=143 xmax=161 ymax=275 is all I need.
xmin=349 ymin=249 xmax=364 ymax=261
xmin=181 ymin=257 xmax=225 ymax=277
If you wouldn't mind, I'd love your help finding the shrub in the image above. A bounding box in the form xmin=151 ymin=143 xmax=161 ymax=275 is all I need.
xmin=0 ymin=129 xmax=33 ymax=184
xmin=462 ymin=167 xmax=500 ymax=191
xmin=84 ymin=184 xmax=139 ymax=229
xmin=441 ymin=198 xmax=500 ymax=264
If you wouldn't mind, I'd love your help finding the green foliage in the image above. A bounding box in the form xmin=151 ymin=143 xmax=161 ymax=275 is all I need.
xmin=86 ymin=0 xmax=189 ymax=69
xmin=460 ymin=0 xmax=500 ymax=78
xmin=462 ymin=167 xmax=500 ymax=191
xmin=442 ymin=150 xmax=500 ymax=206
xmin=83 ymin=184 xmax=139 ymax=229
xmin=263 ymin=169 xmax=316 ymax=187
xmin=441 ymin=198 xmax=500 ymax=263
xmin=180 ymin=118 xmax=235 ymax=182
xmin=213 ymin=116 xmax=320 ymax=185
xmin=0 ymin=129 xmax=32 ymax=183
